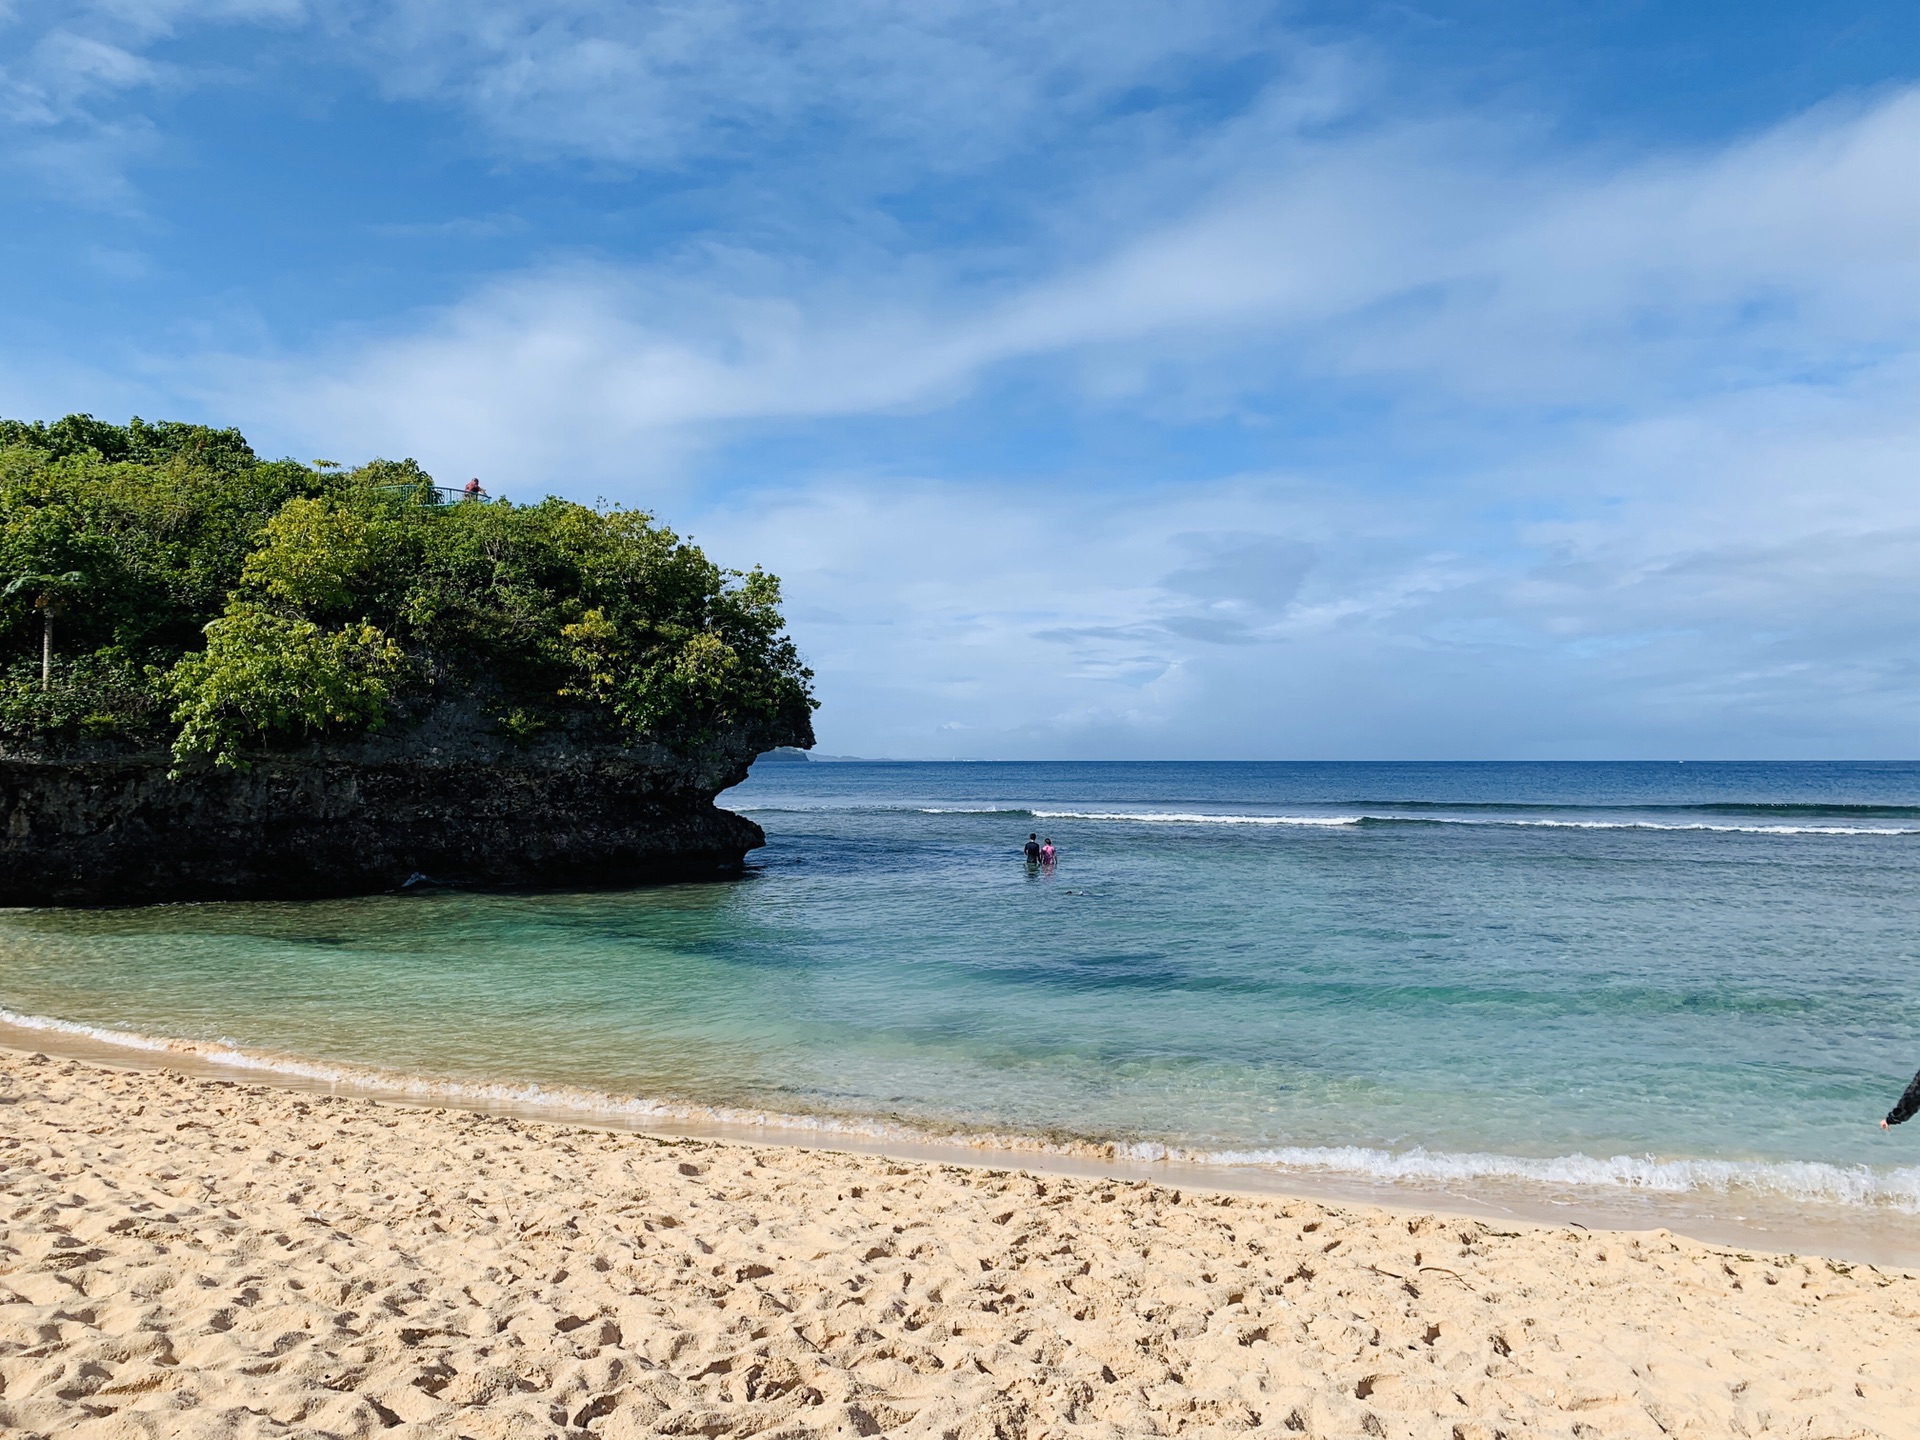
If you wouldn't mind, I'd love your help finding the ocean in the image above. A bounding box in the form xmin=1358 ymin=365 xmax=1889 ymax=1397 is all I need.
xmin=5 ymin=760 xmax=1919 ymax=1254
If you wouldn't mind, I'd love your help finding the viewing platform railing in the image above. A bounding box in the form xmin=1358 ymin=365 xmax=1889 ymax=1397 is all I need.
xmin=369 ymin=483 xmax=492 ymax=505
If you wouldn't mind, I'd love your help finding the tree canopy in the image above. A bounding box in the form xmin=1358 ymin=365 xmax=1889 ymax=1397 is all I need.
xmin=0 ymin=415 xmax=815 ymax=768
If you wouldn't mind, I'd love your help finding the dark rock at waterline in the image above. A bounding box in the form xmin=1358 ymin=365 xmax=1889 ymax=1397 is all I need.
xmin=0 ymin=703 xmax=809 ymax=906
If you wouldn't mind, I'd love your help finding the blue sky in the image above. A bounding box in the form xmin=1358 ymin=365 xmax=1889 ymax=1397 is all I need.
xmin=3 ymin=1 xmax=1918 ymax=758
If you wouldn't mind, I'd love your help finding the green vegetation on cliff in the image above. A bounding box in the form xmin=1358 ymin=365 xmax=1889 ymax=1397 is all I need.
xmin=0 ymin=415 xmax=815 ymax=767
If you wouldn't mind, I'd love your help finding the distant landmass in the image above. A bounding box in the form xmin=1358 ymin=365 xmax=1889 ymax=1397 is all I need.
xmin=754 ymin=748 xmax=875 ymax=762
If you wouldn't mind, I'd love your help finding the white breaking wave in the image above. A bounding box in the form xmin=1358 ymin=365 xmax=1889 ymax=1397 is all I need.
xmin=1444 ymin=819 xmax=1915 ymax=836
xmin=0 ymin=1006 xmax=960 ymax=1142
xmin=1025 ymin=809 xmax=1916 ymax=836
xmin=4 ymin=1006 xmax=1916 ymax=1214
xmin=1030 ymin=810 xmax=1361 ymax=826
xmin=916 ymin=807 xmax=1032 ymax=815
xmin=1120 ymin=1143 xmax=1920 ymax=1212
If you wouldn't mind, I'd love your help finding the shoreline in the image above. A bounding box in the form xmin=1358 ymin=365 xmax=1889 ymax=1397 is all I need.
xmin=4 ymin=1047 xmax=1917 ymax=1438
xmin=6 ymin=1012 xmax=1917 ymax=1268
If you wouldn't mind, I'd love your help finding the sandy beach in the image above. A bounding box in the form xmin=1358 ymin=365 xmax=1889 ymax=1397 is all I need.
xmin=3 ymin=1049 xmax=1917 ymax=1439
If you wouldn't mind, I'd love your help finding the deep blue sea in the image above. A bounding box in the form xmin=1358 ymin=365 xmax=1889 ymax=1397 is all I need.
xmin=5 ymin=760 xmax=1920 ymax=1237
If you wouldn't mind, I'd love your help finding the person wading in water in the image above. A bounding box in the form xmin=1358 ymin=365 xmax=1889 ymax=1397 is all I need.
xmin=1023 ymin=833 xmax=1042 ymax=865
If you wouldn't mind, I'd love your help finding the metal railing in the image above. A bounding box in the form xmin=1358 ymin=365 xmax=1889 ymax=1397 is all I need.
xmin=369 ymin=483 xmax=492 ymax=505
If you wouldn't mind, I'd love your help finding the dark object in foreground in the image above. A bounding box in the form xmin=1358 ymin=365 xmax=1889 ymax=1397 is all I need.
xmin=0 ymin=705 xmax=799 ymax=906
xmin=1887 ymin=1069 xmax=1920 ymax=1128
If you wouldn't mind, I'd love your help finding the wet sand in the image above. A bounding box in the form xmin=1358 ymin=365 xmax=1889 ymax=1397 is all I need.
xmin=3 ymin=1049 xmax=1918 ymax=1438
xmin=5 ymin=1014 xmax=1915 ymax=1270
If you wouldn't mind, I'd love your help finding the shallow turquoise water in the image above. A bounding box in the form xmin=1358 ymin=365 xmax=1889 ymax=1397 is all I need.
xmin=4 ymin=761 xmax=1920 ymax=1211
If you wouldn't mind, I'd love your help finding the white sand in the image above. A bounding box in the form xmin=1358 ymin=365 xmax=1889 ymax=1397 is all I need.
xmin=2 ymin=1049 xmax=1917 ymax=1438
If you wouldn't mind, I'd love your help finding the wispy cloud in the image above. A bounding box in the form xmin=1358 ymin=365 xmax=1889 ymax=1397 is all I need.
xmin=365 ymin=213 xmax=531 ymax=241
xmin=330 ymin=0 xmax=1292 ymax=170
xmin=0 ymin=0 xmax=300 ymax=204
xmin=176 ymin=87 xmax=1920 ymax=478
xmin=2 ymin=0 xmax=1333 ymax=229
xmin=688 ymin=393 xmax=1920 ymax=758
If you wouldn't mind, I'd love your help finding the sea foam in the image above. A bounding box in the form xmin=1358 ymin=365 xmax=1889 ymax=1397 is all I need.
xmin=1025 ymin=809 xmax=1917 ymax=835
xmin=1127 ymin=1142 xmax=1920 ymax=1212
xmin=6 ymin=1005 xmax=1916 ymax=1215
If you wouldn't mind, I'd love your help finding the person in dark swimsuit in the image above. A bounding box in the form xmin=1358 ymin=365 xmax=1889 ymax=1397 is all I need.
xmin=1023 ymin=833 xmax=1041 ymax=864
xmin=1882 ymin=1068 xmax=1920 ymax=1129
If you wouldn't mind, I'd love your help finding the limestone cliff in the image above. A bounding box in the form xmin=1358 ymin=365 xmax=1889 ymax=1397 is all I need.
xmin=0 ymin=703 xmax=806 ymax=906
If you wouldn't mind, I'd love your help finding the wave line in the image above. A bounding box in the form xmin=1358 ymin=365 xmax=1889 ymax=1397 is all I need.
xmin=4 ymin=1006 xmax=1914 ymax=1213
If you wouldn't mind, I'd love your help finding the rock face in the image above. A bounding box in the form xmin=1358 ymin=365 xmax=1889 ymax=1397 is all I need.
xmin=0 ymin=704 xmax=807 ymax=906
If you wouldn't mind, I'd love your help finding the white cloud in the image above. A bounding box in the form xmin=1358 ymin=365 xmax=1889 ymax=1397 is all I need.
xmin=27 ymin=29 xmax=161 ymax=103
xmin=1 ymin=0 xmax=1320 ymax=218
xmin=81 ymin=0 xmax=304 ymax=36
xmin=172 ymin=87 xmax=1920 ymax=479
xmin=328 ymin=0 xmax=1288 ymax=169
xmin=684 ymin=389 xmax=1920 ymax=759
xmin=0 ymin=0 xmax=303 ymax=202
